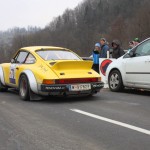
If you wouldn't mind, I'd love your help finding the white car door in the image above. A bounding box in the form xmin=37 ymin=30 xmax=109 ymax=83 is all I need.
xmin=124 ymin=39 xmax=150 ymax=88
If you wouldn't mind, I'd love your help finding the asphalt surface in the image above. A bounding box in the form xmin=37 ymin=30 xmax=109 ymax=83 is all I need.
xmin=0 ymin=88 xmax=150 ymax=150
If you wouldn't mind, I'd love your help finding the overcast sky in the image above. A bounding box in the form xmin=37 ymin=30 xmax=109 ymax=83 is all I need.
xmin=0 ymin=0 xmax=83 ymax=31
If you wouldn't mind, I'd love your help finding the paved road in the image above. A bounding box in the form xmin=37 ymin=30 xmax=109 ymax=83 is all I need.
xmin=0 ymin=88 xmax=150 ymax=150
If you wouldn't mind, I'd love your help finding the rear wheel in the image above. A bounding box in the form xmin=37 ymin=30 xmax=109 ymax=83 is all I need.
xmin=108 ymin=70 xmax=124 ymax=92
xmin=19 ymin=74 xmax=30 ymax=101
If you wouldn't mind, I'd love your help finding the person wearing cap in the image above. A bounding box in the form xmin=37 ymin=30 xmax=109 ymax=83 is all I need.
xmin=92 ymin=43 xmax=101 ymax=73
xmin=133 ymin=37 xmax=140 ymax=46
xmin=99 ymin=38 xmax=110 ymax=58
xmin=128 ymin=38 xmax=140 ymax=52
xmin=111 ymin=39 xmax=125 ymax=59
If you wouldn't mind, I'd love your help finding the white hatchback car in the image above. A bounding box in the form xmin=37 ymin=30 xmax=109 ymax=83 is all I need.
xmin=106 ymin=37 xmax=150 ymax=91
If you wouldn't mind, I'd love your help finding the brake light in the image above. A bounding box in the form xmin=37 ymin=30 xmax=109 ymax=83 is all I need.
xmin=55 ymin=78 xmax=101 ymax=84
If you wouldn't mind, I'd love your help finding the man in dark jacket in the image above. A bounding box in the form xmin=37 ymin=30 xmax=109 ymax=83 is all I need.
xmin=100 ymin=38 xmax=109 ymax=58
xmin=111 ymin=39 xmax=125 ymax=59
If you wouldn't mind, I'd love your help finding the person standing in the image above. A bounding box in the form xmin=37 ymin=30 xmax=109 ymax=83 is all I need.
xmin=129 ymin=41 xmax=135 ymax=49
xmin=99 ymin=38 xmax=109 ymax=58
xmin=92 ymin=43 xmax=101 ymax=73
xmin=128 ymin=41 xmax=135 ymax=52
xmin=111 ymin=39 xmax=125 ymax=59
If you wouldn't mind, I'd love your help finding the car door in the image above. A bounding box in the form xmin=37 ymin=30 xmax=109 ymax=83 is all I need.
xmin=8 ymin=51 xmax=29 ymax=86
xmin=124 ymin=39 xmax=150 ymax=88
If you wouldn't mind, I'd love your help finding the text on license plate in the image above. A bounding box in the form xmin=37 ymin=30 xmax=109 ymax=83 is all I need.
xmin=70 ymin=84 xmax=91 ymax=91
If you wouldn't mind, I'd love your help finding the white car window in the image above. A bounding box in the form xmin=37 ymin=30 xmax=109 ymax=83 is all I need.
xmin=135 ymin=39 xmax=150 ymax=56
xmin=36 ymin=50 xmax=81 ymax=60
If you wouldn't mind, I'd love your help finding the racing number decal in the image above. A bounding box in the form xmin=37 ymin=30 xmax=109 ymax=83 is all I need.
xmin=100 ymin=59 xmax=112 ymax=76
xmin=9 ymin=65 xmax=16 ymax=84
xmin=10 ymin=69 xmax=15 ymax=78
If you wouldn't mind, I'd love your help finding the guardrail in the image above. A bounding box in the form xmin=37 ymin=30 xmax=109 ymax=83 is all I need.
xmin=82 ymin=49 xmax=128 ymax=61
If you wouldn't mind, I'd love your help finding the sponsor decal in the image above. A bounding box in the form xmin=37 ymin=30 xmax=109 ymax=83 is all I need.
xmin=38 ymin=64 xmax=48 ymax=72
xmin=9 ymin=78 xmax=16 ymax=84
xmin=92 ymin=83 xmax=104 ymax=88
xmin=45 ymin=86 xmax=65 ymax=90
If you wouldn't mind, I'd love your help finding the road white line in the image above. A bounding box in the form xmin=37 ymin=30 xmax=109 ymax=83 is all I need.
xmin=70 ymin=109 xmax=150 ymax=135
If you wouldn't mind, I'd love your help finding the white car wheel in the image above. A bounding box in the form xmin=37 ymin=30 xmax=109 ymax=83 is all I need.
xmin=108 ymin=70 xmax=124 ymax=92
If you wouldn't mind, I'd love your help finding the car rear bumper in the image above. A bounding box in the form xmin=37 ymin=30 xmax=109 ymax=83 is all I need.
xmin=38 ymin=82 xmax=104 ymax=97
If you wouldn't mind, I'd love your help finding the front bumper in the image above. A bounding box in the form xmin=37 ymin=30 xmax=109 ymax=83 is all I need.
xmin=38 ymin=82 xmax=104 ymax=97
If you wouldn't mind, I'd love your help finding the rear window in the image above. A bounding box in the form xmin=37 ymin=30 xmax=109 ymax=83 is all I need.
xmin=36 ymin=50 xmax=81 ymax=60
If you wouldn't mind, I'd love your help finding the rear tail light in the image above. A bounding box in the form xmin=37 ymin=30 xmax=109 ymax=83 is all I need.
xmin=55 ymin=77 xmax=101 ymax=84
xmin=98 ymin=77 xmax=101 ymax=82
xmin=42 ymin=77 xmax=101 ymax=85
xmin=42 ymin=79 xmax=55 ymax=84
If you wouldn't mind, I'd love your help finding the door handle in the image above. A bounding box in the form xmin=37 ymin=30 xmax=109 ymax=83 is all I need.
xmin=15 ymin=67 xmax=19 ymax=70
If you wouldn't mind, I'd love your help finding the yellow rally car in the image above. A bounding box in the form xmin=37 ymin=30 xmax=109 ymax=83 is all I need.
xmin=0 ymin=46 xmax=104 ymax=100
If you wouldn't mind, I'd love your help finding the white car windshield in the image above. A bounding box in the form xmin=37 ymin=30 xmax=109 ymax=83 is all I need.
xmin=36 ymin=50 xmax=81 ymax=60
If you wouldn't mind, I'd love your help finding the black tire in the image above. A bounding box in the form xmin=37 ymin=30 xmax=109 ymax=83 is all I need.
xmin=0 ymin=81 xmax=8 ymax=92
xmin=108 ymin=70 xmax=124 ymax=92
xmin=19 ymin=74 xmax=30 ymax=101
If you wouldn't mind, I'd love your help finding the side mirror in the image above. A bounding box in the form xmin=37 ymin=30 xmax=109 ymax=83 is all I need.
xmin=11 ymin=58 xmax=15 ymax=63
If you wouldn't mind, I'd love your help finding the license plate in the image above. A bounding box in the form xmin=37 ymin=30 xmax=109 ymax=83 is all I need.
xmin=69 ymin=84 xmax=91 ymax=91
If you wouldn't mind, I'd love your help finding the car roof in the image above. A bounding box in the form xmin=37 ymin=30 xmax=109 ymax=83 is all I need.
xmin=20 ymin=46 xmax=70 ymax=52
